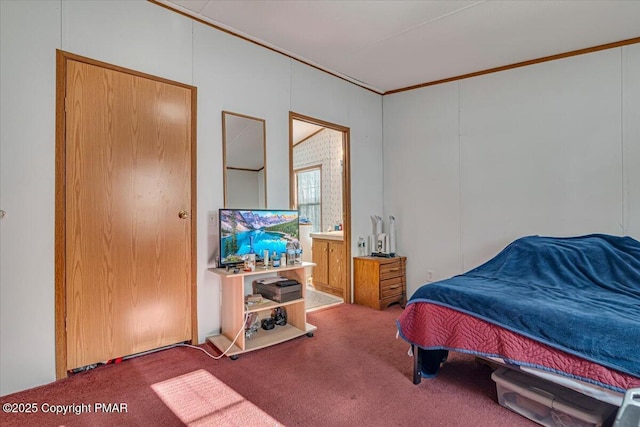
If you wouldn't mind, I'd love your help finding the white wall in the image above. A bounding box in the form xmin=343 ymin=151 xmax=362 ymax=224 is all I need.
xmin=0 ymin=0 xmax=383 ymax=395
xmin=0 ymin=0 xmax=60 ymax=398
xmin=383 ymin=46 xmax=640 ymax=298
xmin=383 ymin=82 xmax=463 ymax=285
xmin=347 ymin=84 xmax=385 ymax=292
xmin=623 ymin=44 xmax=640 ymax=237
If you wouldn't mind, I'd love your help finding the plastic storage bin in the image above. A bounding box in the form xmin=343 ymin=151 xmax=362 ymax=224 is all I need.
xmin=613 ymin=388 xmax=640 ymax=427
xmin=492 ymin=368 xmax=617 ymax=427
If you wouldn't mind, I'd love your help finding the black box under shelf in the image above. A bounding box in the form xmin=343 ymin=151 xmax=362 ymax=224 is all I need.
xmin=253 ymin=281 xmax=302 ymax=303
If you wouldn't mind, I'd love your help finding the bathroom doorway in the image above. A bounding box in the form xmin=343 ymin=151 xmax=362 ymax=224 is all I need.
xmin=289 ymin=112 xmax=351 ymax=304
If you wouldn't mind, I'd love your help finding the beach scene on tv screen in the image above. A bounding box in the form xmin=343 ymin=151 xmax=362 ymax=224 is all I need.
xmin=220 ymin=210 xmax=300 ymax=265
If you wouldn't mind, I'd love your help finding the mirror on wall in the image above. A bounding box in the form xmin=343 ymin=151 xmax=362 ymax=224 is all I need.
xmin=222 ymin=111 xmax=266 ymax=209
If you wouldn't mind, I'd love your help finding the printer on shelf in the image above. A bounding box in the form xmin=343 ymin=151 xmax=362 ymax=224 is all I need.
xmin=253 ymin=277 xmax=302 ymax=303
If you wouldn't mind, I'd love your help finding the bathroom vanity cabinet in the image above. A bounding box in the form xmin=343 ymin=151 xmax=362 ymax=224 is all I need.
xmin=311 ymin=236 xmax=345 ymax=300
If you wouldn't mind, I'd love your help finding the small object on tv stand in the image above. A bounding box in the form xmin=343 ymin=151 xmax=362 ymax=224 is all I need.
xmin=245 ymin=294 xmax=262 ymax=303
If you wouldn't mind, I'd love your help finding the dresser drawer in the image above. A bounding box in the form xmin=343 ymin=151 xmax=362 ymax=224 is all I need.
xmin=381 ymin=277 xmax=404 ymax=298
xmin=380 ymin=260 xmax=404 ymax=280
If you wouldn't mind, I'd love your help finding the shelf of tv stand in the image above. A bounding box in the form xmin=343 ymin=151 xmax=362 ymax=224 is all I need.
xmin=244 ymin=297 xmax=304 ymax=313
xmin=206 ymin=262 xmax=317 ymax=358
xmin=208 ymin=322 xmax=317 ymax=358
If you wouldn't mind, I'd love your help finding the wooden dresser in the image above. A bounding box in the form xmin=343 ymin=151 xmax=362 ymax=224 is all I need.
xmin=354 ymin=256 xmax=406 ymax=310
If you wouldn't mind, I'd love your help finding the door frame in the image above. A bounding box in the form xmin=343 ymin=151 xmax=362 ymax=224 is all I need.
xmin=289 ymin=112 xmax=352 ymax=303
xmin=54 ymin=50 xmax=198 ymax=379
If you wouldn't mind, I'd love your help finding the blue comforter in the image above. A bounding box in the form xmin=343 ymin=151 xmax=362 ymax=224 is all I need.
xmin=407 ymin=234 xmax=640 ymax=377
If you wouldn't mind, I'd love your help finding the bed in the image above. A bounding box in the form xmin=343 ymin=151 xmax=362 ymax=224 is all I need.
xmin=396 ymin=234 xmax=640 ymax=406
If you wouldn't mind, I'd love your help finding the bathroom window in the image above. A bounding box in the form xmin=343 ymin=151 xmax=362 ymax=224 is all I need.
xmin=295 ymin=167 xmax=321 ymax=233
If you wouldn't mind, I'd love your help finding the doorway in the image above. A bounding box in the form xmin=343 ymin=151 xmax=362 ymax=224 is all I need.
xmin=289 ymin=112 xmax=351 ymax=304
xmin=55 ymin=51 xmax=197 ymax=378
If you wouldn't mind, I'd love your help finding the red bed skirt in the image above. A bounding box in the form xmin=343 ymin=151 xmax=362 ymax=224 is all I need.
xmin=398 ymin=302 xmax=640 ymax=392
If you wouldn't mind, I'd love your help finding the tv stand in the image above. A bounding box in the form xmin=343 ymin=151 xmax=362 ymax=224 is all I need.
xmin=207 ymin=262 xmax=317 ymax=358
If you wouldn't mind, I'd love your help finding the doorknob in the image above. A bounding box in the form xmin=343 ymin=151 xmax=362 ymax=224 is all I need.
xmin=178 ymin=210 xmax=189 ymax=219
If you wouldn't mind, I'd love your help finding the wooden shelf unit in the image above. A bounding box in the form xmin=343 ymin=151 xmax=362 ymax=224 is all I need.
xmin=207 ymin=262 xmax=317 ymax=358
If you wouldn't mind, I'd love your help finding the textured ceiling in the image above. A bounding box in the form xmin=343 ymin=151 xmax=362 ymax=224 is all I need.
xmin=158 ymin=0 xmax=640 ymax=94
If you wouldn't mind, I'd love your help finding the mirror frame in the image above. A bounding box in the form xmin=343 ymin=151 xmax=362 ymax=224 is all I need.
xmin=222 ymin=111 xmax=267 ymax=208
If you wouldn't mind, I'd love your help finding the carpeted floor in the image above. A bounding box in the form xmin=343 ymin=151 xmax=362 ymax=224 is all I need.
xmin=0 ymin=304 xmax=537 ymax=427
xmin=305 ymin=287 xmax=343 ymax=312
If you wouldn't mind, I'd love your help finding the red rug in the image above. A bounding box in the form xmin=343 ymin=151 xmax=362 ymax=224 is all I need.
xmin=0 ymin=304 xmax=536 ymax=426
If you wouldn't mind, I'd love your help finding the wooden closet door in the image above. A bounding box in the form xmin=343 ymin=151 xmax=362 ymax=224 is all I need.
xmin=65 ymin=59 xmax=192 ymax=370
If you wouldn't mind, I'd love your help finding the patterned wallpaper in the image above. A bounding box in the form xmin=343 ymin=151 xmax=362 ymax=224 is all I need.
xmin=293 ymin=128 xmax=343 ymax=231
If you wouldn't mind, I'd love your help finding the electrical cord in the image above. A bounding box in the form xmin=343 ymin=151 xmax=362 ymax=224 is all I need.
xmin=70 ymin=311 xmax=250 ymax=373
xmin=177 ymin=307 xmax=250 ymax=360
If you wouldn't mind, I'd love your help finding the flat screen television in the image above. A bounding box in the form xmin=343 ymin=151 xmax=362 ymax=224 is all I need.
xmin=218 ymin=208 xmax=300 ymax=267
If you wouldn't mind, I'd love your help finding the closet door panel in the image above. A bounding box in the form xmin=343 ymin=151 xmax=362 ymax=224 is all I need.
xmin=65 ymin=59 xmax=192 ymax=369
